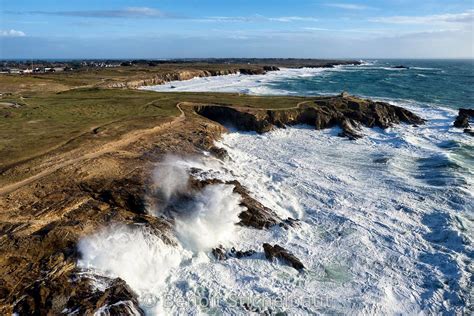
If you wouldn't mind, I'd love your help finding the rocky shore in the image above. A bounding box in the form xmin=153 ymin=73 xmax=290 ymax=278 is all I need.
xmin=453 ymin=108 xmax=474 ymax=136
xmin=101 ymin=61 xmax=360 ymax=89
xmin=0 ymin=93 xmax=423 ymax=314
xmin=195 ymin=93 xmax=425 ymax=139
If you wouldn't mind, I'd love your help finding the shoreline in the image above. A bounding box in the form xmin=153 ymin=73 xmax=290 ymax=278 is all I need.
xmin=0 ymin=60 xmax=471 ymax=314
xmin=103 ymin=60 xmax=361 ymax=89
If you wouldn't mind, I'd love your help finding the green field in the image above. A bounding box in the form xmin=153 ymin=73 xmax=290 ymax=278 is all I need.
xmin=0 ymin=80 xmax=311 ymax=171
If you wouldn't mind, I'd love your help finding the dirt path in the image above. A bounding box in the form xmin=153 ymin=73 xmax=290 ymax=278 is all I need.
xmin=0 ymin=103 xmax=186 ymax=196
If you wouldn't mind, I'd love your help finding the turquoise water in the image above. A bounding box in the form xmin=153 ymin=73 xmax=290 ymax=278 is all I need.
xmin=270 ymin=59 xmax=474 ymax=110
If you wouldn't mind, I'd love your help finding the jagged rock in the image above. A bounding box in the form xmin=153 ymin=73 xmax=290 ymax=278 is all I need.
xmin=189 ymin=178 xmax=282 ymax=229
xmin=208 ymin=146 xmax=228 ymax=160
xmin=13 ymin=268 xmax=144 ymax=316
xmin=230 ymin=247 xmax=256 ymax=259
xmin=66 ymin=277 xmax=144 ymax=316
xmin=338 ymin=118 xmax=363 ymax=140
xmin=212 ymin=245 xmax=228 ymax=260
xmin=464 ymin=129 xmax=474 ymax=136
xmin=279 ymin=217 xmax=300 ymax=230
xmin=212 ymin=246 xmax=255 ymax=260
xmin=229 ymin=180 xmax=282 ymax=229
xmin=239 ymin=68 xmax=266 ymax=75
xmin=453 ymin=108 xmax=474 ymax=128
xmin=194 ymin=95 xmax=425 ymax=139
xmin=81 ymin=177 xmax=147 ymax=215
xmin=263 ymin=65 xmax=280 ymax=71
xmin=262 ymin=243 xmax=305 ymax=271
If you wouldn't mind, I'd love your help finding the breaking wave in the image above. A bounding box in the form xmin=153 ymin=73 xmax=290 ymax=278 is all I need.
xmin=78 ymin=59 xmax=473 ymax=314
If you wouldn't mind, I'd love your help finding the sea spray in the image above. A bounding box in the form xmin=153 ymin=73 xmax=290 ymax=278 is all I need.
xmin=77 ymin=224 xmax=183 ymax=295
xmin=175 ymin=184 xmax=244 ymax=252
xmin=151 ymin=155 xmax=190 ymax=202
xmin=77 ymin=155 xmax=246 ymax=313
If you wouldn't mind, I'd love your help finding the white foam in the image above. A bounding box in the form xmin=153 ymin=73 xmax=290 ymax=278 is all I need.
xmin=80 ymin=74 xmax=472 ymax=314
xmin=140 ymin=67 xmax=338 ymax=95
xmin=175 ymin=184 xmax=244 ymax=252
xmin=77 ymin=225 xmax=184 ymax=299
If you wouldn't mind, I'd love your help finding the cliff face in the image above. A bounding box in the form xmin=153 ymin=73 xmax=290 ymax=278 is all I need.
xmin=103 ymin=67 xmax=278 ymax=89
xmin=194 ymin=94 xmax=425 ymax=139
xmin=101 ymin=60 xmax=361 ymax=89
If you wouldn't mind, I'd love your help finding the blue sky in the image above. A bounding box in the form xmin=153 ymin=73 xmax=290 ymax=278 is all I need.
xmin=1 ymin=0 xmax=473 ymax=59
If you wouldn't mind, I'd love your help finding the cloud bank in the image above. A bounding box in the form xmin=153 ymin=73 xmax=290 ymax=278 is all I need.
xmin=0 ymin=29 xmax=26 ymax=37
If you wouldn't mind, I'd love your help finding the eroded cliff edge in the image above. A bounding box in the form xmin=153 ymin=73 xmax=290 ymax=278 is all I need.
xmin=100 ymin=61 xmax=360 ymax=89
xmin=0 ymin=93 xmax=424 ymax=314
xmin=194 ymin=93 xmax=425 ymax=139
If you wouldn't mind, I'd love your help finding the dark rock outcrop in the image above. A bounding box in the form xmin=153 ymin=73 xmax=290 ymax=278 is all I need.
xmin=279 ymin=217 xmax=300 ymax=230
xmin=194 ymin=94 xmax=425 ymax=139
xmin=392 ymin=65 xmax=410 ymax=69
xmin=262 ymin=243 xmax=305 ymax=271
xmin=464 ymin=129 xmax=474 ymax=136
xmin=189 ymin=178 xmax=282 ymax=229
xmin=230 ymin=180 xmax=281 ymax=229
xmin=212 ymin=246 xmax=255 ymax=260
xmin=208 ymin=146 xmax=228 ymax=160
xmin=263 ymin=65 xmax=280 ymax=71
xmin=239 ymin=68 xmax=266 ymax=75
xmin=453 ymin=108 xmax=474 ymax=129
xmin=230 ymin=247 xmax=256 ymax=259
xmin=13 ymin=265 xmax=144 ymax=316
xmin=212 ymin=245 xmax=228 ymax=260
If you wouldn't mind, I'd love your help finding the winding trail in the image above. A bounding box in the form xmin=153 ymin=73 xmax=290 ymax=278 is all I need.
xmin=0 ymin=103 xmax=186 ymax=196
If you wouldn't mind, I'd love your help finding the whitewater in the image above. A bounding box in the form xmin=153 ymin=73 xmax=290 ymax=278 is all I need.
xmin=80 ymin=61 xmax=473 ymax=315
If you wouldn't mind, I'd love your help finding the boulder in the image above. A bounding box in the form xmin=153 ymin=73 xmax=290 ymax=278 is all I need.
xmin=230 ymin=247 xmax=256 ymax=259
xmin=392 ymin=65 xmax=409 ymax=69
xmin=453 ymin=108 xmax=474 ymax=128
xmin=464 ymin=129 xmax=474 ymax=136
xmin=208 ymin=146 xmax=228 ymax=160
xmin=262 ymin=243 xmax=305 ymax=271
xmin=212 ymin=246 xmax=228 ymax=260
xmin=212 ymin=246 xmax=255 ymax=260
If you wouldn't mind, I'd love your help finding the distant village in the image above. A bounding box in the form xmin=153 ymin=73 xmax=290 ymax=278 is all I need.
xmin=0 ymin=60 xmax=126 ymax=74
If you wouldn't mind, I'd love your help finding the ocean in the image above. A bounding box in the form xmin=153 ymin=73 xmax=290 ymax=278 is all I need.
xmin=80 ymin=60 xmax=473 ymax=314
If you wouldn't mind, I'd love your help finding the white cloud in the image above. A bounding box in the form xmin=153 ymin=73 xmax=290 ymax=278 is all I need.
xmin=267 ymin=16 xmax=319 ymax=22
xmin=199 ymin=15 xmax=318 ymax=23
xmin=370 ymin=10 xmax=474 ymax=28
xmin=0 ymin=29 xmax=26 ymax=37
xmin=10 ymin=7 xmax=168 ymax=19
xmin=326 ymin=3 xmax=373 ymax=10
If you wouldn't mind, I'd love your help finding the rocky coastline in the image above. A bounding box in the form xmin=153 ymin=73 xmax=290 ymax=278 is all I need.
xmin=101 ymin=61 xmax=361 ymax=89
xmin=0 ymin=92 xmax=424 ymax=314
xmin=453 ymin=108 xmax=474 ymax=136
xmin=194 ymin=93 xmax=425 ymax=139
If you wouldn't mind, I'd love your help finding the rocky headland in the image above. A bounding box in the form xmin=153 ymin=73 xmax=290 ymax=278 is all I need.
xmin=194 ymin=93 xmax=425 ymax=139
xmin=100 ymin=61 xmax=360 ymax=89
xmin=0 ymin=92 xmax=424 ymax=314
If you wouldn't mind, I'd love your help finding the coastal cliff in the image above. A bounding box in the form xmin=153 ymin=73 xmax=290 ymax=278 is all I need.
xmin=101 ymin=61 xmax=360 ymax=89
xmin=194 ymin=93 xmax=425 ymax=139
xmin=102 ymin=68 xmax=247 ymax=89
xmin=0 ymin=91 xmax=422 ymax=314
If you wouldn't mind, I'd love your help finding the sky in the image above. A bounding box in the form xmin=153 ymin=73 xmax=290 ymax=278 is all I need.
xmin=0 ymin=0 xmax=473 ymax=59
